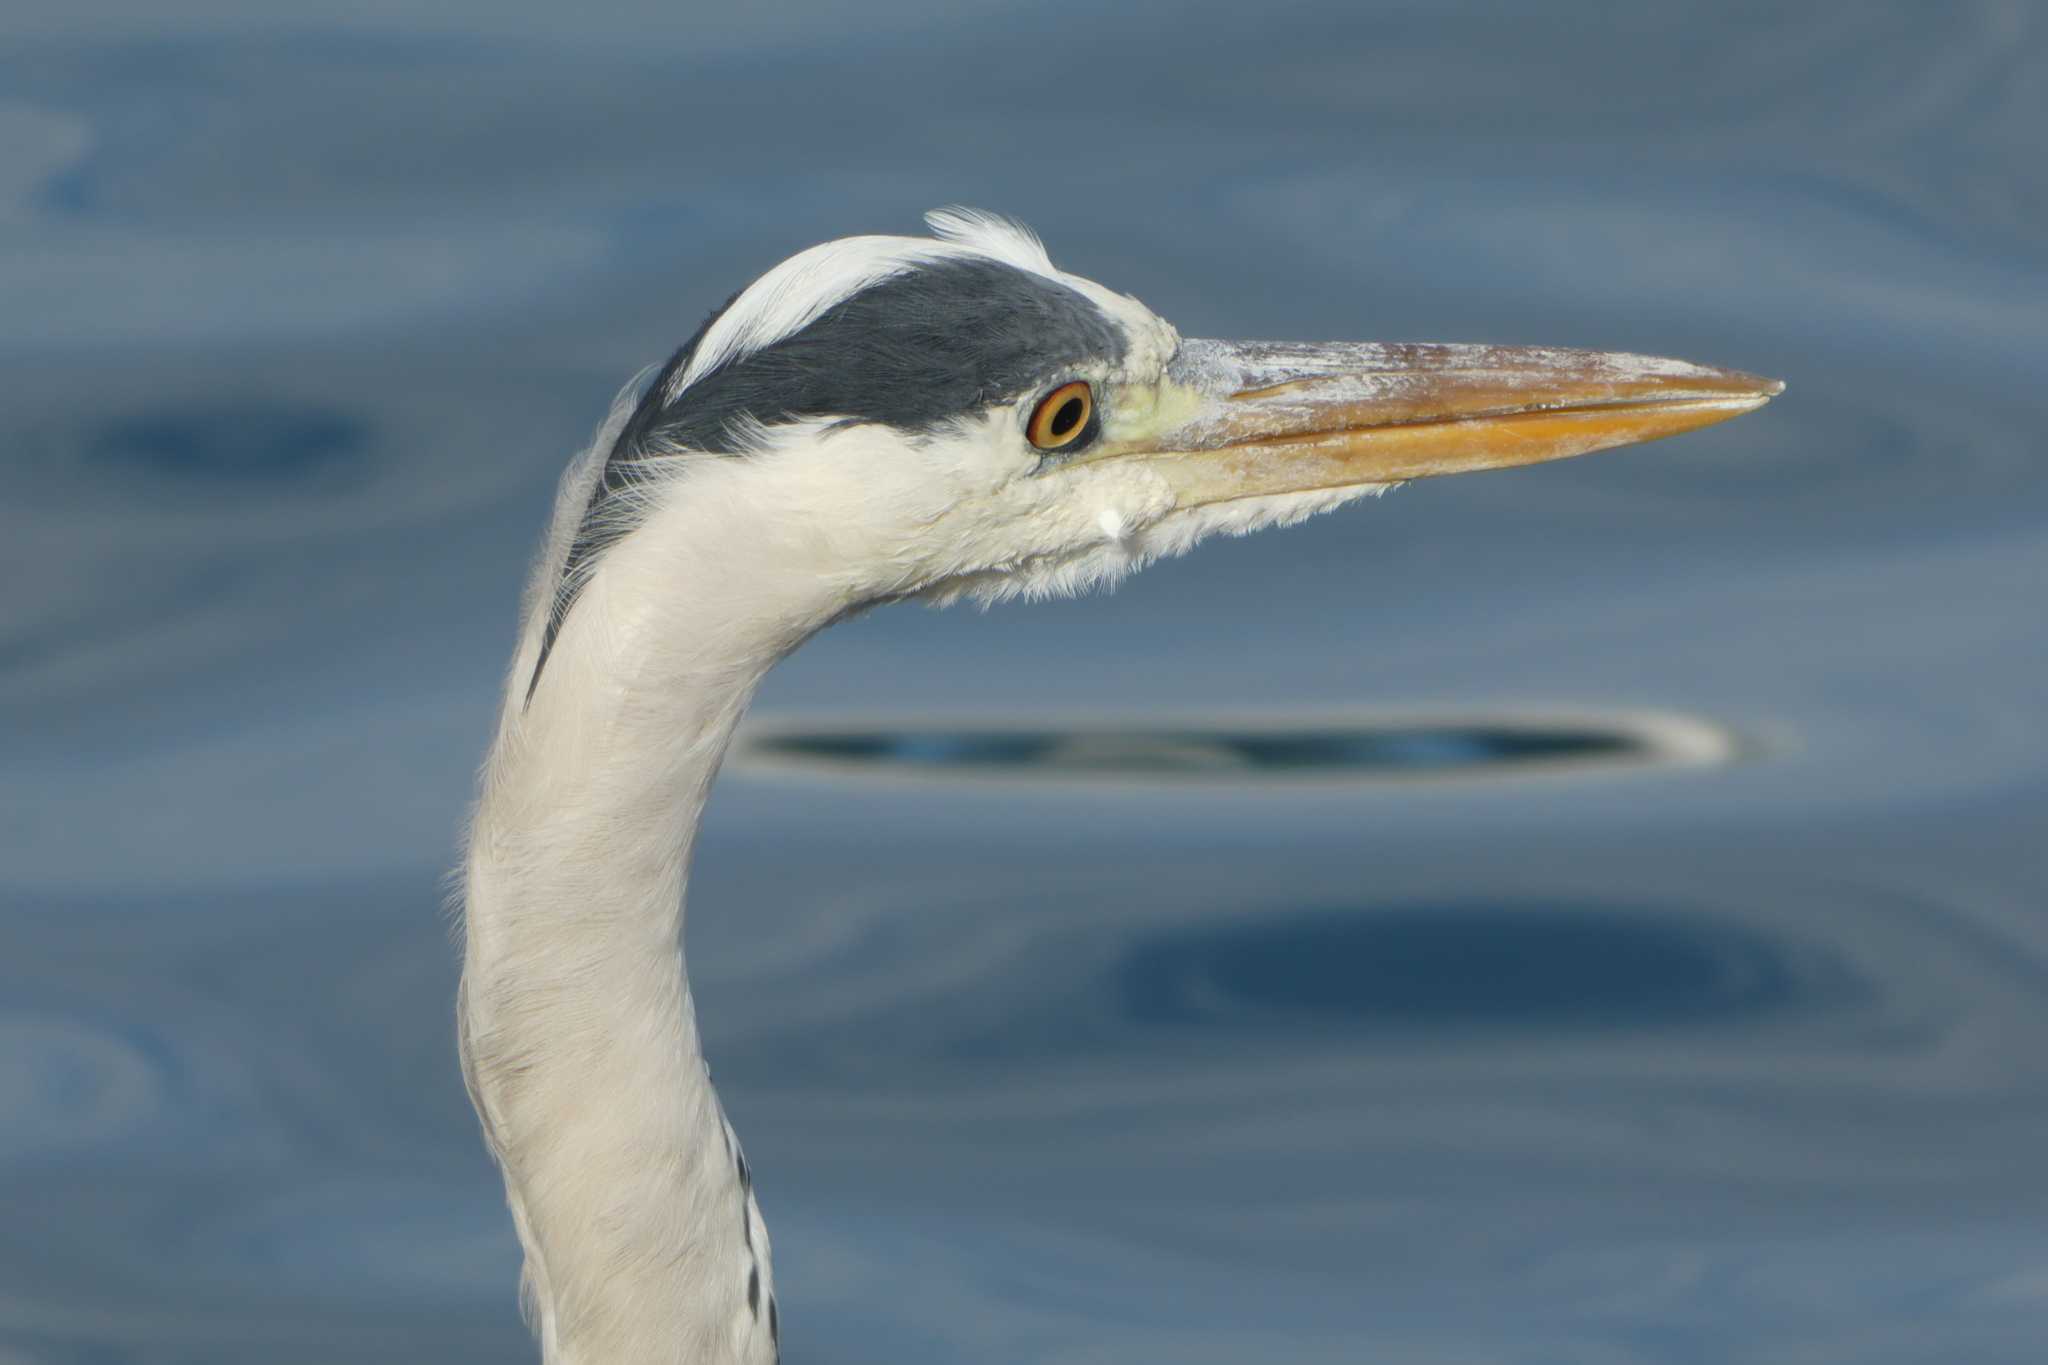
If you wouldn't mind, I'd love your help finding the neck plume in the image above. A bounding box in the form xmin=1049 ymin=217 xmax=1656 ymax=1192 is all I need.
xmin=459 ymin=465 xmax=827 ymax=1365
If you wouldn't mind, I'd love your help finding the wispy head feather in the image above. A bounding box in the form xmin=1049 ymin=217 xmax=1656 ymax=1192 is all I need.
xmin=922 ymin=206 xmax=1056 ymax=274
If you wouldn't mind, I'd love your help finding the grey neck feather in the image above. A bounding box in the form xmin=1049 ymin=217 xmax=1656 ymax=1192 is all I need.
xmin=461 ymin=583 xmax=785 ymax=1365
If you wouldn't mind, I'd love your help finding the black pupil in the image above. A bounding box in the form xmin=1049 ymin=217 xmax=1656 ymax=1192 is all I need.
xmin=1050 ymin=396 xmax=1084 ymax=438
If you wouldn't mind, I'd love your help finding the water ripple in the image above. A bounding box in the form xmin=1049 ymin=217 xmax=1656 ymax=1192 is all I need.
xmin=1121 ymin=903 xmax=1814 ymax=1035
xmin=86 ymin=405 xmax=370 ymax=489
xmin=734 ymin=711 xmax=1735 ymax=787
xmin=0 ymin=1013 xmax=165 ymax=1157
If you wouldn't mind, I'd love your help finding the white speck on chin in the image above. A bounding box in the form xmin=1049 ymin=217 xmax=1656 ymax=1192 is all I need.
xmin=1096 ymin=506 xmax=1130 ymax=543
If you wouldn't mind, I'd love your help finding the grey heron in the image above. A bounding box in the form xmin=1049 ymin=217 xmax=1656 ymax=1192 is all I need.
xmin=458 ymin=208 xmax=1781 ymax=1364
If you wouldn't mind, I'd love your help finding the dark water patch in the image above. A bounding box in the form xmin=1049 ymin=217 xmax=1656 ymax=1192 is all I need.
xmin=1122 ymin=904 xmax=1807 ymax=1036
xmin=86 ymin=405 xmax=370 ymax=488
xmin=735 ymin=713 xmax=1730 ymax=786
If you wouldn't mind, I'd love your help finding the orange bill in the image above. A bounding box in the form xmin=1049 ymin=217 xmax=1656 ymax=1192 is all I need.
xmin=1094 ymin=339 xmax=1783 ymax=506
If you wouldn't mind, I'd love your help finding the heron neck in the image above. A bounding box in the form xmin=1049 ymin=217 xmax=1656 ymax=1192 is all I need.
xmin=460 ymin=537 xmax=815 ymax=1365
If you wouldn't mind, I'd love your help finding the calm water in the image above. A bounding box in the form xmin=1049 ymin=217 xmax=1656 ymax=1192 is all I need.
xmin=4 ymin=3 xmax=2047 ymax=1361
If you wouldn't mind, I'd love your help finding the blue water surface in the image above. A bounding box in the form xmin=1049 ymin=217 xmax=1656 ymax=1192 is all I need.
xmin=3 ymin=2 xmax=2046 ymax=1361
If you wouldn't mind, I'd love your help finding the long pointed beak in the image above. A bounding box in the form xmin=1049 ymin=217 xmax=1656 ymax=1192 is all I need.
xmin=1096 ymin=339 xmax=1782 ymax=506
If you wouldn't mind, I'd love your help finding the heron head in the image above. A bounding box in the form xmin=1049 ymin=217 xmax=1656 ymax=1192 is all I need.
xmin=525 ymin=209 xmax=1779 ymax=700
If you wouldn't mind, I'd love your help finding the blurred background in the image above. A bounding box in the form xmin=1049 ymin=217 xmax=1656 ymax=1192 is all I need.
xmin=3 ymin=1 xmax=2045 ymax=1361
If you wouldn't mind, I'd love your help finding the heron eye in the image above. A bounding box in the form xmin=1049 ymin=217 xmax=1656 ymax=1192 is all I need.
xmin=1027 ymin=381 xmax=1094 ymax=451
